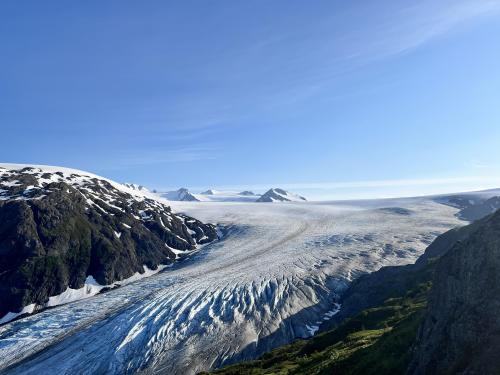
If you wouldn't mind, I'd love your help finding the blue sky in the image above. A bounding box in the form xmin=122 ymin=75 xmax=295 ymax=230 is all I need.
xmin=1 ymin=0 xmax=500 ymax=199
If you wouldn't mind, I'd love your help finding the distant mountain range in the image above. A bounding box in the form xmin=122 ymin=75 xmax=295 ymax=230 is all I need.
xmin=158 ymin=187 xmax=307 ymax=203
xmin=0 ymin=164 xmax=218 ymax=324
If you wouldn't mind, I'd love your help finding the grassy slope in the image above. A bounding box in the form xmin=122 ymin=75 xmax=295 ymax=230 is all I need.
xmin=208 ymin=281 xmax=430 ymax=375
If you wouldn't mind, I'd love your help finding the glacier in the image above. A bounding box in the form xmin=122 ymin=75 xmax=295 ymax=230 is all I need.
xmin=0 ymin=197 xmax=462 ymax=374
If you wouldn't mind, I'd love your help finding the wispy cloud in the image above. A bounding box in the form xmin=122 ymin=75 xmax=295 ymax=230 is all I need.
xmin=249 ymin=0 xmax=500 ymax=107
xmin=77 ymin=0 xmax=500 ymax=141
xmin=362 ymin=0 xmax=500 ymax=59
xmin=107 ymin=146 xmax=219 ymax=170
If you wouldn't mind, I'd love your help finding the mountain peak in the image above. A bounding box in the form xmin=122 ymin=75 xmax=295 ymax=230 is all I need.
xmin=162 ymin=188 xmax=200 ymax=201
xmin=256 ymin=188 xmax=307 ymax=202
xmin=201 ymin=189 xmax=217 ymax=195
xmin=238 ymin=190 xmax=256 ymax=196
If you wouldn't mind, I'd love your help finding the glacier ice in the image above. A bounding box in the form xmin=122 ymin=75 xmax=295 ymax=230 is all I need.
xmin=0 ymin=198 xmax=462 ymax=374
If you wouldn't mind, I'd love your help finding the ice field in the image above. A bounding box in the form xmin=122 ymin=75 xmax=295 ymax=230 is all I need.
xmin=0 ymin=198 xmax=462 ymax=374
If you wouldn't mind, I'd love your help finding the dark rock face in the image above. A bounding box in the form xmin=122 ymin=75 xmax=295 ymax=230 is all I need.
xmin=0 ymin=166 xmax=217 ymax=319
xmin=122 ymin=183 xmax=149 ymax=192
xmin=319 ymin=263 xmax=427 ymax=333
xmin=436 ymin=193 xmax=500 ymax=221
xmin=457 ymin=196 xmax=500 ymax=222
xmin=410 ymin=210 xmax=500 ymax=374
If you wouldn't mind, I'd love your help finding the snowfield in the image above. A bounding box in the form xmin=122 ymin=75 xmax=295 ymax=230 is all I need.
xmin=0 ymin=197 xmax=462 ymax=374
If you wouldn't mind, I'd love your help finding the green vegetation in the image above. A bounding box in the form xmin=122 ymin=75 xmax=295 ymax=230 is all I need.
xmin=209 ymin=282 xmax=430 ymax=375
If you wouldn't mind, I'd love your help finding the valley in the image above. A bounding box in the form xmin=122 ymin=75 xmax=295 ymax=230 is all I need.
xmin=0 ymin=196 xmax=462 ymax=374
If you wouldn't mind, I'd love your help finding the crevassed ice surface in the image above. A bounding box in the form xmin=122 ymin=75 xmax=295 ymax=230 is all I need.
xmin=0 ymin=198 xmax=462 ymax=375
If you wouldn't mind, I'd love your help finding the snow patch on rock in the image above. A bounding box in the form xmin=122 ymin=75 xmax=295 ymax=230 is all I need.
xmin=257 ymin=188 xmax=307 ymax=202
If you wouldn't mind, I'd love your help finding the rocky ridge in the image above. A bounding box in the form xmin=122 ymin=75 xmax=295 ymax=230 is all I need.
xmin=0 ymin=164 xmax=217 ymax=323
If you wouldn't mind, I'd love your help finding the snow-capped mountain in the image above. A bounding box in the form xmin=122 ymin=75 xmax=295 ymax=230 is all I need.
xmin=162 ymin=188 xmax=200 ymax=201
xmin=165 ymin=187 xmax=308 ymax=203
xmin=0 ymin=164 xmax=217 ymax=324
xmin=201 ymin=189 xmax=217 ymax=195
xmin=164 ymin=189 xmax=262 ymax=202
xmin=239 ymin=190 xmax=256 ymax=196
xmin=256 ymin=188 xmax=307 ymax=202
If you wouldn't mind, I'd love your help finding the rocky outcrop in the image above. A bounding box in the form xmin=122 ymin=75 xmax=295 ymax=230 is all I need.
xmin=409 ymin=210 xmax=500 ymax=374
xmin=0 ymin=165 xmax=217 ymax=321
xmin=456 ymin=196 xmax=500 ymax=221
xmin=436 ymin=193 xmax=500 ymax=221
xmin=122 ymin=183 xmax=149 ymax=192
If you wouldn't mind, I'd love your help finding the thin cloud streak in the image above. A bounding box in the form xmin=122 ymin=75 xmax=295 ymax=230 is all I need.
xmin=199 ymin=0 xmax=500 ymax=116
xmin=103 ymin=146 xmax=219 ymax=171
